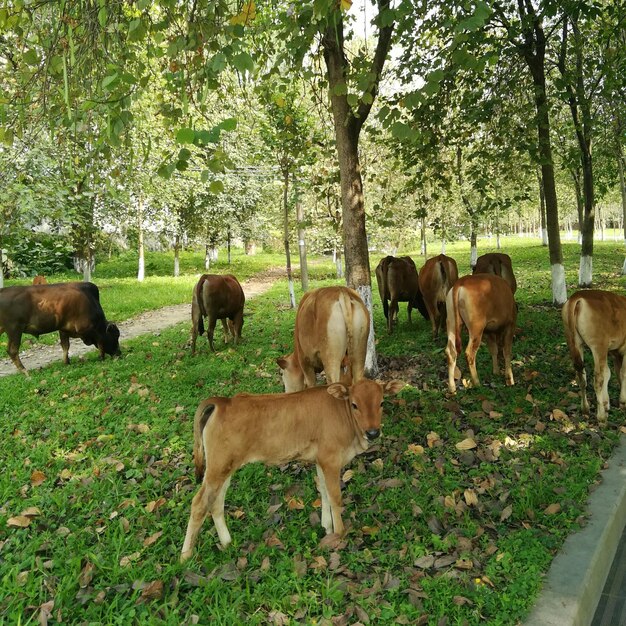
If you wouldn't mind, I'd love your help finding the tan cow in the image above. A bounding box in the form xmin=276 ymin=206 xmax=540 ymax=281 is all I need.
xmin=445 ymin=274 xmax=517 ymax=393
xmin=562 ymin=290 xmax=626 ymax=425
xmin=191 ymin=274 xmax=245 ymax=354
xmin=277 ymin=286 xmax=369 ymax=392
xmin=418 ymin=254 xmax=459 ymax=338
xmin=32 ymin=275 xmax=47 ymax=285
xmin=180 ymin=378 xmax=405 ymax=560
xmin=375 ymin=255 xmax=428 ymax=333
xmin=473 ymin=253 xmax=517 ymax=294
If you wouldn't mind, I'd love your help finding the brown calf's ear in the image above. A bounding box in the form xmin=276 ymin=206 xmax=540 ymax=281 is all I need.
xmin=327 ymin=383 xmax=349 ymax=400
xmin=276 ymin=357 xmax=288 ymax=370
xmin=384 ymin=379 xmax=406 ymax=395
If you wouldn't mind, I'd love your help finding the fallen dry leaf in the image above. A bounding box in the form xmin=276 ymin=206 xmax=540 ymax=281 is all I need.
xmin=464 ymin=489 xmax=478 ymax=506
xmin=500 ymin=505 xmax=513 ymax=521
xmin=427 ymin=431 xmax=441 ymax=448
xmin=145 ymin=497 xmax=166 ymax=513
xmin=30 ymin=470 xmax=46 ymax=487
xmin=342 ymin=469 xmax=354 ymax=482
xmin=21 ymin=507 xmax=41 ymax=517
xmin=456 ymin=438 xmax=477 ymax=450
xmin=79 ymin=561 xmax=96 ymax=588
xmin=544 ymin=503 xmax=561 ymax=515
xmin=7 ymin=516 xmax=31 ymax=528
xmin=139 ymin=580 xmax=163 ymax=602
xmin=143 ymin=531 xmax=163 ymax=547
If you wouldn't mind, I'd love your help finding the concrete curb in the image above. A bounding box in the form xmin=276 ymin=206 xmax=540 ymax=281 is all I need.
xmin=524 ymin=434 xmax=626 ymax=626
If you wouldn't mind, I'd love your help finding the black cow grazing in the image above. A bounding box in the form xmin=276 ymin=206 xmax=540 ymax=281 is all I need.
xmin=0 ymin=282 xmax=121 ymax=373
xmin=375 ymin=255 xmax=428 ymax=333
xmin=191 ymin=274 xmax=245 ymax=354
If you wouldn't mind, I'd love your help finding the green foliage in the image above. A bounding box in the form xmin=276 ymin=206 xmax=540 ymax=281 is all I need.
xmin=6 ymin=232 xmax=74 ymax=277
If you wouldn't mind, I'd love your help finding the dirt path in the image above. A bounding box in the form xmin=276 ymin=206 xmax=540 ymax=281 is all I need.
xmin=0 ymin=268 xmax=284 ymax=378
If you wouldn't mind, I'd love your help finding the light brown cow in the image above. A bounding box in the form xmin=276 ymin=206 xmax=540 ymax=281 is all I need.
xmin=180 ymin=378 xmax=405 ymax=560
xmin=417 ymin=254 xmax=459 ymax=338
xmin=277 ymin=286 xmax=369 ymax=392
xmin=191 ymin=274 xmax=245 ymax=354
xmin=473 ymin=253 xmax=517 ymax=294
xmin=32 ymin=275 xmax=47 ymax=285
xmin=562 ymin=290 xmax=626 ymax=425
xmin=445 ymin=274 xmax=517 ymax=393
xmin=375 ymin=255 xmax=428 ymax=333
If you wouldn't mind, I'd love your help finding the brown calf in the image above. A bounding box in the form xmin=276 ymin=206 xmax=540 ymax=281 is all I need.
xmin=375 ymin=255 xmax=428 ymax=333
xmin=191 ymin=274 xmax=245 ymax=354
xmin=277 ymin=286 xmax=369 ymax=392
xmin=445 ymin=274 xmax=517 ymax=393
xmin=32 ymin=275 xmax=47 ymax=285
xmin=473 ymin=253 xmax=517 ymax=294
xmin=180 ymin=378 xmax=405 ymax=560
xmin=418 ymin=254 xmax=459 ymax=338
xmin=562 ymin=290 xmax=626 ymax=425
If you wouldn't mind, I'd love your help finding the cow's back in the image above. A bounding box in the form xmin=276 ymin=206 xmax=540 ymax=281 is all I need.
xmin=419 ymin=254 xmax=458 ymax=298
xmin=198 ymin=274 xmax=245 ymax=316
xmin=456 ymin=274 xmax=516 ymax=326
xmin=474 ymin=253 xmax=516 ymax=294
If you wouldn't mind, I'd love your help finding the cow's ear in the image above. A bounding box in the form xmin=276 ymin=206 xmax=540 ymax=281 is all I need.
xmin=276 ymin=357 xmax=288 ymax=370
xmin=327 ymin=383 xmax=349 ymax=400
xmin=383 ymin=380 xmax=406 ymax=395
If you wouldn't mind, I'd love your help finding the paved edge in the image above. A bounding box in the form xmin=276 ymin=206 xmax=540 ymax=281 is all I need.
xmin=524 ymin=433 xmax=626 ymax=626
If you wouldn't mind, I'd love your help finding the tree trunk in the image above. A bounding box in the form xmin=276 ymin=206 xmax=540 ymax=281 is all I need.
xmin=227 ymin=229 xmax=232 ymax=265
xmin=616 ymin=126 xmax=626 ymax=274
xmin=524 ymin=49 xmax=567 ymax=303
xmin=420 ymin=216 xmax=427 ymax=256
xmin=174 ymin=234 xmax=180 ymax=277
xmin=137 ymin=195 xmax=145 ymax=282
xmin=322 ymin=8 xmax=393 ymax=377
xmin=83 ymin=249 xmax=92 ymax=282
xmin=0 ymin=238 xmax=4 ymax=289
xmin=295 ymin=191 xmax=308 ymax=292
xmin=205 ymin=244 xmax=211 ymax=270
xmin=537 ymin=167 xmax=548 ymax=246
xmin=470 ymin=222 xmax=478 ymax=269
xmin=282 ymin=170 xmax=296 ymax=309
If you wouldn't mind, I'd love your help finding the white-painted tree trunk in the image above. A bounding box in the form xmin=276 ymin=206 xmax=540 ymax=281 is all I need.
xmin=551 ymin=264 xmax=568 ymax=305
xmin=470 ymin=244 xmax=478 ymax=269
xmin=0 ymin=248 xmax=4 ymax=288
xmin=288 ymin=278 xmax=296 ymax=309
xmin=336 ymin=255 xmax=343 ymax=278
xmin=137 ymin=195 xmax=145 ymax=282
xmin=578 ymin=255 xmax=592 ymax=287
xmin=541 ymin=228 xmax=549 ymax=246
xmin=441 ymin=239 xmax=446 ymax=254
xmin=496 ymin=233 xmax=501 ymax=249
xmin=83 ymin=257 xmax=92 ymax=282
xmin=204 ymin=245 xmax=210 ymax=270
xmin=622 ymin=256 xmax=626 ymax=276
xmin=355 ymin=284 xmax=378 ymax=377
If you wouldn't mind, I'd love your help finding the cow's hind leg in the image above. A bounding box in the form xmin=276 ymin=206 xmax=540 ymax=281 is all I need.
xmin=388 ymin=298 xmax=399 ymax=332
xmin=220 ymin=319 xmax=230 ymax=344
xmin=445 ymin=325 xmax=459 ymax=394
xmin=485 ymin=333 xmax=499 ymax=376
xmin=207 ymin=317 xmax=218 ymax=352
xmin=501 ymin=326 xmax=515 ymax=386
xmin=59 ymin=331 xmax=71 ymax=364
xmin=591 ymin=348 xmax=610 ymax=425
xmin=570 ymin=331 xmax=589 ymax=415
xmin=181 ymin=482 xmax=215 ymax=561
xmin=465 ymin=326 xmax=484 ymax=388
xmin=211 ymin=475 xmax=233 ymax=548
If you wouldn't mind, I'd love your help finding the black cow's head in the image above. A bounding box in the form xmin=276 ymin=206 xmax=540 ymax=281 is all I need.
xmin=101 ymin=322 xmax=121 ymax=357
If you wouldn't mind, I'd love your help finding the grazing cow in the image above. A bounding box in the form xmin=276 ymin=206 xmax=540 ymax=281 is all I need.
xmin=418 ymin=254 xmax=459 ymax=338
xmin=562 ymin=290 xmax=626 ymax=425
xmin=191 ymin=274 xmax=245 ymax=354
xmin=375 ymin=255 xmax=428 ymax=333
xmin=0 ymin=282 xmax=121 ymax=372
xmin=32 ymin=275 xmax=47 ymax=285
xmin=180 ymin=378 xmax=406 ymax=559
xmin=277 ymin=286 xmax=369 ymax=393
xmin=445 ymin=274 xmax=517 ymax=393
xmin=473 ymin=253 xmax=517 ymax=294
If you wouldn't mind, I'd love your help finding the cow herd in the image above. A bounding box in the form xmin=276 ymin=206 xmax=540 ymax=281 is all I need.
xmin=0 ymin=252 xmax=625 ymax=559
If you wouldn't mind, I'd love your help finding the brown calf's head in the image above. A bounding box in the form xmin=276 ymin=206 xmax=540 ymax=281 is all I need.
xmin=327 ymin=379 xmax=405 ymax=441
xmin=277 ymin=354 xmax=304 ymax=392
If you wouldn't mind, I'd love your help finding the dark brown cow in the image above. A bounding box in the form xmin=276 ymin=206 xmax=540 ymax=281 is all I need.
xmin=473 ymin=253 xmax=517 ymax=294
xmin=180 ymin=378 xmax=405 ymax=559
xmin=0 ymin=282 xmax=121 ymax=372
xmin=277 ymin=286 xmax=369 ymax=392
xmin=191 ymin=274 xmax=245 ymax=354
xmin=375 ymin=255 xmax=428 ymax=332
xmin=562 ymin=290 xmax=626 ymax=425
xmin=417 ymin=254 xmax=459 ymax=338
xmin=445 ymin=274 xmax=517 ymax=393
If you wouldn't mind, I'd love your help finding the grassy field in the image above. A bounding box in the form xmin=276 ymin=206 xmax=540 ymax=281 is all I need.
xmin=0 ymin=238 xmax=625 ymax=625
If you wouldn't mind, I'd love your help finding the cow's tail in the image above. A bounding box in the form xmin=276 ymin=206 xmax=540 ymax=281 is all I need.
xmin=193 ymin=400 xmax=216 ymax=483
xmin=564 ymin=298 xmax=583 ymax=371
xmin=194 ymin=276 xmax=208 ymax=336
xmin=453 ymin=285 xmax=463 ymax=355
xmin=338 ymin=291 xmax=355 ymax=374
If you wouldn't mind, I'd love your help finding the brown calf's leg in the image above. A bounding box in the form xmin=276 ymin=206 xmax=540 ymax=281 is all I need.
xmin=445 ymin=332 xmax=459 ymax=394
xmin=501 ymin=326 xmax=515 ymax=386
xmin=316 ymin=464 xmax=333 ymax=534
xmin=207 ymin=317 xmax=217 ymax=352
xmin=318 ymin=461 xmax=344 ymax=535
xmin=181 ymin=483 xmax=214 ymax=561
xmin=211 ymin=476 xmax=233 ymax=548
xmin=220 ymin=319 xmax=230 ymax=344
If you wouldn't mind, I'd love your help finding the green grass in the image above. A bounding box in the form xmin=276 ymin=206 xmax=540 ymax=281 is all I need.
xmin=0 ymin=238 xmax=624 ymax=625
